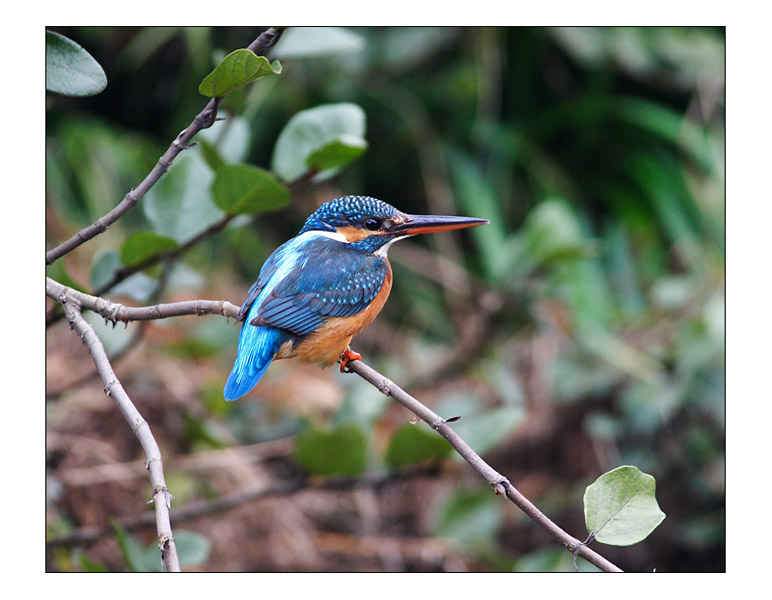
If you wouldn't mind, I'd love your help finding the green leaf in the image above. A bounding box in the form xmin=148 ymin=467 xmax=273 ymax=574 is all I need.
xmin=273 ymin=26 xmax=365 ymax=59
xmin=385 ymin=424 xmax=452 ymax=469
xmin=46 ymin=30 xmax=107 ymax=97
xmin=89 ymin=249 xmax=158 ymax=302
xmin=76 ymin=551 xmax=109 ymax=572
xmin=211 ymin=164 xmax=290 ymax=216
xmin=584 ymin=465 xmax=666 ymax=546
xmin=118 ymin=231 xmax=178 ymax=268
xmin=198 ymin=115 xmax=252 ymax=163
xmin=306 ymin=136 xmax=368 ymax=172
xmin=198 ymin=49 xmax=282 ymax=97
xmin=271 ymin=103 xmax=367 ymax=182
xmin=111 ymin=520 xmax=210 ymax=571
xmin=293 ymin=423 xmax=368 ymax=477
xmin=434 ymin=488 xmax=503 ymax=547
xmin=111 ymin=519 xmax=155 ymax=572
xmin=197 ymin=139 xmax=226 ymax=172
xmin=47 ymin=259 xmax=87 ymax=294
xmin=174 ymin=530 xmax=212 ymax=567
xmin=144 ymin=152 xmax=224 ymax=243
xmin=520 ymin=198 xmax=595 ymax=267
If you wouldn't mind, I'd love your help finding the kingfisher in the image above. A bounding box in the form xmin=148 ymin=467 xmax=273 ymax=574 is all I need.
xmin=224 ymin=195 xmax=488 ymax=401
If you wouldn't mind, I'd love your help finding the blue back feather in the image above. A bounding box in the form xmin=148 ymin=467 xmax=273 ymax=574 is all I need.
xmin=224 ymin=197 xmax=396 ymax=401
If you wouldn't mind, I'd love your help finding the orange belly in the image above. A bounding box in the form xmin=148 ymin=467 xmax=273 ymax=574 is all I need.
xmin=282 ymin=264 xmax=393 ymax=367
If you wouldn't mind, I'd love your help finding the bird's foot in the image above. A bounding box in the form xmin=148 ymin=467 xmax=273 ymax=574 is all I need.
xmin=339 ymin=347 xmax=362 ymax=373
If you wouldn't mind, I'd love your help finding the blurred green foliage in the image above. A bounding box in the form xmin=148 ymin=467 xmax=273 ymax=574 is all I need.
xmin=46 ymin=26 xmax=724 ymax=572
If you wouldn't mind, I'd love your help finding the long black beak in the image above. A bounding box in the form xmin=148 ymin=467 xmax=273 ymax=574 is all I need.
xmin=392 ymin=214 xmax=489 ymax=236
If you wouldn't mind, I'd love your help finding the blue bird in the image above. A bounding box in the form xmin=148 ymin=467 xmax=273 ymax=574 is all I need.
xmin=224 ymin=195 xmax=488 ymax=400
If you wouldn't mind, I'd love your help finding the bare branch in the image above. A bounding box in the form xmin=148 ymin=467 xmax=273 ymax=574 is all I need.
xmin=46 ymin=277 xmax=239 ymax=325
xmin=48 ymin=466 xmax=434 ymax=548
xmin=45 ymin=27 xmax=285 ymax=266
xmin=46 ymin=278 xmax=623 ymax=571
xmin=343 ymin=357 xmax=625 ymax=573
xmin=49 ymin=282 xmax=182 ymax=572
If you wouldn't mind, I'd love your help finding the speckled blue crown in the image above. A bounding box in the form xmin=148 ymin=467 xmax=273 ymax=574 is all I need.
xmin=300 ymin=196 xmax=402 ymax=233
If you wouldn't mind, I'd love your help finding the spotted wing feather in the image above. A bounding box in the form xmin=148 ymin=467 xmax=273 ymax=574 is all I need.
xmin=251 ymin=239 xmax=389 ymax=336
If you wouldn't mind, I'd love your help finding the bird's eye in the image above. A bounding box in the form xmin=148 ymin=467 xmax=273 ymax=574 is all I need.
xmin=364 ymin=218 xmax=382 ymax=231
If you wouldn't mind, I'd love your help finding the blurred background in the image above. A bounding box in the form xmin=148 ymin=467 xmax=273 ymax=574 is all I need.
xmin=45 ymin=26 xmax=725 ymax=572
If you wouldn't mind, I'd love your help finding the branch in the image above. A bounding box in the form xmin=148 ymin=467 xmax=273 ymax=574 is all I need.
xmin=48 ymin=466 xmax=434 ymax=548
xmin=45 ymin=27 xmax=285 ymax=266
xmin=46 ymin=279 xmax=623 ymax=571
xmin=343 ymin=358 xmax=625 ymax=573
xmin=48 ymin=281 xmax=182 ymax=572
xmin=89 ymin=167 xmax=317 ymax=300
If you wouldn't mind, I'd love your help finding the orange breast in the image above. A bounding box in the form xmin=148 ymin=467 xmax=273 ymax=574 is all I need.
xmin=290 ymin=262 xmax=393 ymax=367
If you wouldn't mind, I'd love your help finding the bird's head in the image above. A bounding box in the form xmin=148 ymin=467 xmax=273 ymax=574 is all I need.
xmin=300 ymin=196 xmax=488 ymax=255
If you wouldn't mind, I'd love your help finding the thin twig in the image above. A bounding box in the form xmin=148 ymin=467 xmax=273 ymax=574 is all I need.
xmin=49 ymin=281 xmax=181 ymax=572
xmin=47 ymin=277 xmax=239 ymax=325
xmin=46 ymin=280 xmax=623 ymax=571
xmin=47 ymin=466 xmax=433 ymax=548
xmin=343 ymin=357 xmax=625 ymax=573
xmin=45 ymin=27 xmax=285 ymax=266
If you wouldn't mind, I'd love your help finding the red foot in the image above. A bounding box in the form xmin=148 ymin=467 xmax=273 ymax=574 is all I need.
xmin=339 ymin=348 xmax=362 ymax=373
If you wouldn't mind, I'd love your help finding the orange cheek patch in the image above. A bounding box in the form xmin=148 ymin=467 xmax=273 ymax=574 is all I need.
xmin=336 ymin=225 xmax=373 ymax=243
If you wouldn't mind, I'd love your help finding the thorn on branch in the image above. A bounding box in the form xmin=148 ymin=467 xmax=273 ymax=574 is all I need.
xmin=158 ymin=533 xmax=173 ymax=552
xmin=377 ymin=377 xmax=393 ymax=395
xmin=492 ymin=478 xmax=512 ymax=498
xmin=571 ymin=531 xmax=597 ymax=572
xmin=103 ymin=379 xmax=118 ymax=397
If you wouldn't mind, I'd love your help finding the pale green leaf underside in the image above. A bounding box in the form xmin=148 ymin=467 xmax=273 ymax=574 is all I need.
xmin=584 ymin=465 xmax=666 ymax=546
xmin=271 ymin=103 xmax=367 ymax=182
xmin=46 ymin=30 xmax=107 ymax=97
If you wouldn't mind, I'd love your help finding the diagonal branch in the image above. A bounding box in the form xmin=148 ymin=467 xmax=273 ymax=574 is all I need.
xmin=46 ymin=279 xmax=623 ymax=571
xmin=45 ymin=27 xmax=285 ymax=266
xmin=48 ymin=279 xmax=182 ymax=572
xmin=342 ymin=358 xmax=625 ymax=573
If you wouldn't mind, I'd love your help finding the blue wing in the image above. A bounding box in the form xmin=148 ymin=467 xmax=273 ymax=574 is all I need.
xmin=250 ymin=237 xmax=389 ymax=336
xmin=225 ymin=237 xmax=301 ymax=400
xmin=225 ymin=234 xmax=388 ymax=400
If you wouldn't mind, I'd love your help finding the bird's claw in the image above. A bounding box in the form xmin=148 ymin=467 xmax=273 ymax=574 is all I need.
xmin=339 ymin=348 xmax=362 ymax=373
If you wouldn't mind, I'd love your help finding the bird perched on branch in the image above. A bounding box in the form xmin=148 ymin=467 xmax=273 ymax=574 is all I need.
xmin=224 ymin=195 xmax=488 ymax=400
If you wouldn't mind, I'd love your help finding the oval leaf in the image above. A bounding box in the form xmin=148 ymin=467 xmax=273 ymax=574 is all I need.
xmin=385 ymin=423 xmax=452 ymax=469
xmin=144 ymin=152 xmax=224 ymax=243
xmin=306 ymin=135 xmax=368 ymax=172
xmin=271 ymin=103 xmax=367 ymax=182
xmin=434 ymin=489 xmax=503 ymax=547
xmin=46 ymin=30 xmax=107 ymax=97
xmin=174 ymin=530 xmax=212 ymax=567
xmin=583 ymin=465 xmax=666 ymax=546
xmin=273 ymin=26 xmax=365 ymax=59
xmin=199 ymin=49 xmax=282 ymax=97
xmin=89 ymin=249 xmax=157 ymax=302
xmin=293 ymin=424 xmax=368 ymax=477
xmin=119 ymin=231 xmax=178 ymax=268
xmin=211 ymin=164 xmax=290 ymax=216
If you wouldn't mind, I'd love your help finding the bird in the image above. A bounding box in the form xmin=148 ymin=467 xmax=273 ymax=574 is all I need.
xmin=224 ymin=195 xmax=488 ymax=401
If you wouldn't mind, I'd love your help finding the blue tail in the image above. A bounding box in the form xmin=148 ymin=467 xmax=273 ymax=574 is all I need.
xmin=224 ymin=323 xmax=287 ymax=401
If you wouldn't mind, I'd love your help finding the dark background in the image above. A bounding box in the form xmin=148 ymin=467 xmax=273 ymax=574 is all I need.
xmin=46 ymin=26 xmax=725 ymax=572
